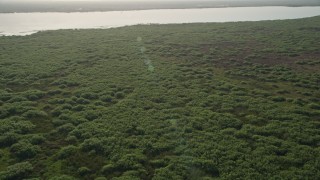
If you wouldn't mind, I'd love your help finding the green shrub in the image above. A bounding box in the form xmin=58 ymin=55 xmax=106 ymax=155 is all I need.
xmin=65 ymin=136 xmax=78 ymax=143
xmin=76 ymin=98 xmax=90 ymax=105
xmin=0 ymin=162 xmax=33 ymax=180
xmin=52 ymin=119 xmax=68 ymax=126
xmin=10 ymin=141 xmax=41 ymax=160
xmin=58 ymin=113 xmax=72 ymax=120
xmin=295 ymin=61 xmax=307 ymax=65
xmin=0 ymin=133 xmax=19 ymax=147
xmin=112 ymin=175 xmax=141 ymax=180
xmin=184 ymin=127 xmax=193 ymax=133
xmin=23 ymin=110 xmax=48 ymax=118
xmin=8 ymin=96 xmax=28 ymax=103
xmin=95 ymin=177 xmax=107 ymax=180
xmin=153 ymin=166 xmax=182 ymax=179
xmin=57 ymin=123 xmax=75 ymax=133
xmin=72 ymin=105 xmax=85 ymax=111
xmin=194 ymin=160 xmax=219 ymax=177
xmin=149 ymin=159 xmax=167 ymax=168
xmin=61 ymin=104 xmax=72 ymax=110
xmin=115 ymin=92 xmax=125 ymax=99
xmin=101 ymin=164 xmax=116 ymax=174
xmin=70 ymin=117 xmax=88 ymax=125
xmin=77 ymin=167 xmax=91 ymax=176
xmin=0 ymin=109 xmax=9 ymax=118
xmin=47 ymin=89 xmax=62 ymax=96
xmin=48 ymin=175 xmax=76 ymax=180
xmin=81 ymin=138 xmax=104 ymax=154
xmin=81 ymin=93 xmax=98 ymax=100
xmin=94 ymin=101 xmax=104 ymax=106
xmin=0 ymin=94 xmax=11 ymax=102
xmin=1 ymin=118 xmax=35 ymax=134
xmin=51 ymin=107 xmax=63 ymax=117
xmin=116 ymin=153 xmax=146 ymax=171
xmin=57 ymin=145 xmax=78 ymax=159
xmin=25 ymin=90 xmax=45 ymax=101
xmin=308 ymin=103 xmax=320 ymax=110
xmin=48 ymin=98 xmax=65 ymax=104
xmin=272 ymin=96 xmax=286 ymax=102
xmin=213 ymin=113 xmax=243 ymax=129
xmin=29 ymin=134 xmax=46 ymax=145
xmin=85 ymin=111 xmax=99 ymax=121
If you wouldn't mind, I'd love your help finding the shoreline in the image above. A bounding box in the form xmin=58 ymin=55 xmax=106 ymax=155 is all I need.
xmin=1 ymin=14 xmax=319 ymax=37
xmin=1 ymin=5 xmax=320 ymax=14
xmin=1 ymin=0 xmax=320 ymax=13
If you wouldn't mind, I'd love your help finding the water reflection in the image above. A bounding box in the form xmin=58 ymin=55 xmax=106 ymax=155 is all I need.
xmin=0 ymin=7 xmax=319 ymax=36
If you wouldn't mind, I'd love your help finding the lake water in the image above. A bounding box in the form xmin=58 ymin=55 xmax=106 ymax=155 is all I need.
xmin=0 ymin=6 xmax=320 ymax=36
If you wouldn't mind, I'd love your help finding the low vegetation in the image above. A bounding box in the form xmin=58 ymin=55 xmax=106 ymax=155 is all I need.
xmin=0 ymin=16 xmax=319 ymax=179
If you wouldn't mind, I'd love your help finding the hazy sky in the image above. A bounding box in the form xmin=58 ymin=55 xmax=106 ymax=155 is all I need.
xmin=1 ymin=0 xmax=214 ymax=1
xmin=0 ymin=0 xmax=256 ymax=3
xmin=0 ymin=0 xmax=229 ymax=1
xmin=0 ymin=0 xmax=269 ymax=3
xmin=3 ymin=0 xmax=255 ymax=1
xmin=2 ymin=0 xmax=231 ymax=1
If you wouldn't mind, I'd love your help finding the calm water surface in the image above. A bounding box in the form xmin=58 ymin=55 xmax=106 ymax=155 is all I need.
xmin=0 ymin=7 xmax=320 ymax=36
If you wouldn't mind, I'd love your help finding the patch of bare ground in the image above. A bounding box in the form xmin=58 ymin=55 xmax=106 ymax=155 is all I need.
xmin=251 ymin=52 xmax=320 ymax=72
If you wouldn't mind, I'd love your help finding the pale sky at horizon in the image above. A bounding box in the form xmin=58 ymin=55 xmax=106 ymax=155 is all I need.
xmin=2 ymin=0 xmax=199 ymax=2
xmin=1 ymin=0 xmax=218 ymax=1
xmin=1 ymin=0 xmax=222 ymax=1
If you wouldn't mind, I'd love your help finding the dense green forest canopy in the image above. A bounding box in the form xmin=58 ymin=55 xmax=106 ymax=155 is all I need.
xmin=0 ymin=16 xmax=319 ymax=179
